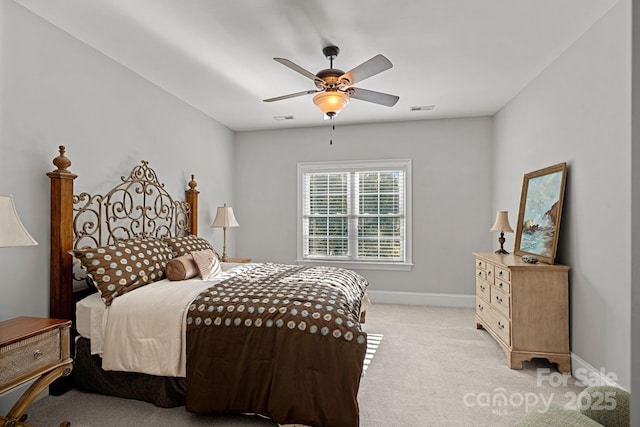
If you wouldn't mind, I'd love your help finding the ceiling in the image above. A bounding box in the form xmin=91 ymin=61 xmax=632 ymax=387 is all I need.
xmin=14 ymin=0 xmax=618 ymax=132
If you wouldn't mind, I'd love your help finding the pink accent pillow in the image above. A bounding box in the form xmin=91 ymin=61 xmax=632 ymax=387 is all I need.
xmin=191 ymin=249 xmax=222 ymax=280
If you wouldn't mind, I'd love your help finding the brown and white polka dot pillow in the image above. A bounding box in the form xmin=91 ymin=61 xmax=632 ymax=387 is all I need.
xmin=73 ymin=239 xmax=173 ymax=306
xmin=163 ymin=235 xmax=219 ymax=259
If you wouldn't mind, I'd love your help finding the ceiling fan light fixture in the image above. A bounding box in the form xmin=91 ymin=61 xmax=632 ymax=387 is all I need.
xmin=313 ymin=91 xmax=350 ymax=115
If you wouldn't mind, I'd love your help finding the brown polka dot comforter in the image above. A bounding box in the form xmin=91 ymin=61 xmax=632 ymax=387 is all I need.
xmin=185 ymin=262 xmax=369 ymax=427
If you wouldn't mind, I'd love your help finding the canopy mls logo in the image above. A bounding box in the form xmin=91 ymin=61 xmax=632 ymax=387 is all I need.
xmin=462 ymin=367 xmax=620 ymax=417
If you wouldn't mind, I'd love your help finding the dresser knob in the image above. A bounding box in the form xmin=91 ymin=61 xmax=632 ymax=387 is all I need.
xmin=33 ymin=350 xmax=43 ymax=359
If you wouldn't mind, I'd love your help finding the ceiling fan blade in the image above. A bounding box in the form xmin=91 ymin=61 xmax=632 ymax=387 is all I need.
xmin=341 ymin=54 xmax=393 ymax=85
xmin=274 ymin=58 xmax=318 ymax=81
xmin=349 ymin=87 xmax=399 ymax=107
xmin=263 ymin=89 xmax=319 ymax=103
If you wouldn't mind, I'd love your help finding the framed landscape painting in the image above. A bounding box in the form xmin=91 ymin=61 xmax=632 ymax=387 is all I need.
xmin=514 ymin=162 xmax=567 ymax=265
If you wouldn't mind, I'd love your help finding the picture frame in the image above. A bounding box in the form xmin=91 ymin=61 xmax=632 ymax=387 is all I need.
xmin=514 ymin=162 xmax=567 ymax=265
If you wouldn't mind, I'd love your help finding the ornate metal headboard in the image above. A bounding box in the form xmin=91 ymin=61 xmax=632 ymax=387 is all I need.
xmin=47 ymin=145 xmax=200 ymax=322
xmin=73 ymin=160 xmax=191 ymax=250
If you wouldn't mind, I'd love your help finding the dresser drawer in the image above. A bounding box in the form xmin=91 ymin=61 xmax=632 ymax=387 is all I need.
xmin=476 ymin=277 xmax=490 ymax=301
xmin=476 ymin=268 xmax=487 ymax=281
xmin=492 ymin=312 xmax=511 ymax=346
xmin=476 ymin=297 xmax=491 ymax=325
xmin=495 ymin=278 xmax=510 ymax=294
xmin=485 ymin=264 xmax=495 ymax=284
xmin=0 ymin=329 xmax=61 ymax=386
xmin=495 ymin=266 xmax=510 ymax=283
xmin=491 ymin=285 xmax=511 ymax=318
xmin=476 ymin=258 xmax=487 ymax=270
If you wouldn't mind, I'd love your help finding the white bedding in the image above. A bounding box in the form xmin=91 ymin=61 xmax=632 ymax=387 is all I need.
xmin=76 ymin=263 xmax=251 ymax=377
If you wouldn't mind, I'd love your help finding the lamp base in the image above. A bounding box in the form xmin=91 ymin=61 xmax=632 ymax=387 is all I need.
xmin=495 ymin=232 xmax=509 ymax=255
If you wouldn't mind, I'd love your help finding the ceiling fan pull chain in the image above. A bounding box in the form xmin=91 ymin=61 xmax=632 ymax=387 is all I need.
xmin=330 ymin=116 xmax=334 ymax=145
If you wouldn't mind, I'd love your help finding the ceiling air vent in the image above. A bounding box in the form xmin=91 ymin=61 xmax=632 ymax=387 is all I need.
xmin=274 ymin=115 xmax=295 ymax=121
xmin=409 ymin=105 xmax=435 ymax=112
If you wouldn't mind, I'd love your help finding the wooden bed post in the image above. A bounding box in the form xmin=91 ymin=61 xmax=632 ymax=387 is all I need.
xmin=185 ymin=174 xmax=199 ymax=235
xmin=46 ymin=146 xmax=77 ymax=321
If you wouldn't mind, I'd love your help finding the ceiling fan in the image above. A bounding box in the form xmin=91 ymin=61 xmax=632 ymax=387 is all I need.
xmin=263 ymin=45 xmax=399 ymax=118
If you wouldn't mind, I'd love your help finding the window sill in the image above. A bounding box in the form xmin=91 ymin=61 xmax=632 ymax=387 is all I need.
xmin=296 ymin=259 xmax=413 ymax=271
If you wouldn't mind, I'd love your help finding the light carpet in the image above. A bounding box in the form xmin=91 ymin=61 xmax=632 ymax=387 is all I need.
xmin=22 ymin=304 xmax=584 ymax=426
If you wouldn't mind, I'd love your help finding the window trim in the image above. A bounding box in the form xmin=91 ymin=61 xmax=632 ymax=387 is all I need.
xmin=297 ymin=159 xmax=413 ymax=271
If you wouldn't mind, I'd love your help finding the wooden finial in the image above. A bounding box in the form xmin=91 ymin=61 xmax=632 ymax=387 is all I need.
xmin=188 ymin=174 xmax=198 ymax=191
xmin=52 ymin=145 xmax=72 ymax=172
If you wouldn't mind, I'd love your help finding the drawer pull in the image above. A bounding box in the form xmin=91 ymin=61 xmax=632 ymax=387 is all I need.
xmin=478 ymin=271 xmax=482 ymax=277
xmin=498 ymin=271 xmax=503 ymax=277
xmin=33 ymin=350 xmax=43 ymax=360
xmin=487 ymin=271 xmax=492 ymax=276
xmin=495 ymin=296 xmax=503 ymax=304
xmin=498 ymin=283 xmax=503 ymax=289
xmin=480 ymin=284 xmax=485 ymax=292
xmin=498 ymin=321 xmax=505 ymax=330
xmin=478 ymin=304 xmax=483 ymax=311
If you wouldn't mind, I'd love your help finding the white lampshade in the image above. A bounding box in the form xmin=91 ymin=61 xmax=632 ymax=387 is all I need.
xmin=0 ymin=195 xmax=38 ymax=247
xmin=211 ymin=204 xmax=240 ymax=229
xmin=490 ymin=210 xmax=514 ymax=233
xmin=313 ymin=91 xmax=350 ymax=116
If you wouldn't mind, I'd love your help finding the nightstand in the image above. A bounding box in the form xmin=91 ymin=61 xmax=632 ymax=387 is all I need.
xmin=0 ymin=317 xmax=73 ymax=427
xmin=224 ymin=258 xmax=252 ymax=263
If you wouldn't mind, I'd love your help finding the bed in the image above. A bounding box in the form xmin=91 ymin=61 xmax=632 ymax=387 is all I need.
xmin=47 ymin=146 xmax=370 ymax=427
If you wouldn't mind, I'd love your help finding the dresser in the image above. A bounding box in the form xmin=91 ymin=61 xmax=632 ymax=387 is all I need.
xmin=473 ymin=252 xmax=571 ymax=373
xmin=0 ymin=317 xmax=73 ymax=426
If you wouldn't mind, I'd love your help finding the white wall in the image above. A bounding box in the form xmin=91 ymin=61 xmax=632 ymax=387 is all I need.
xmin=234 ymin=117 xmax=493 ymax=304
xmin=0 ymin=1 xmax=236 ymax=408
xmin=494 ymin=1 xmax=631 ymax=388
xmin=631 ymin=0 xmax=640 ymax=418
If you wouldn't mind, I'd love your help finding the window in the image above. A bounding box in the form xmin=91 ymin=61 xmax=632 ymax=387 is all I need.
xmin=297 ymin=159 xmax=412 ymax=270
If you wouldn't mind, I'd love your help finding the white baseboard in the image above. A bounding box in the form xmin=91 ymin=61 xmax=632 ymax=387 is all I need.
xmin=367 ymin=290 xmax=475 ymax=308
xmin=571 ymin=353 xmax=626 ymax=390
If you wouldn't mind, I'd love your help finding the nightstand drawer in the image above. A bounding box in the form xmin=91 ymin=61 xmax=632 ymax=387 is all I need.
xmin=0 ymin=329 xmax=61 ymax=386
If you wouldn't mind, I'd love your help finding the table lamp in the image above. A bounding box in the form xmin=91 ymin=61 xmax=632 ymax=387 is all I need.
xmin=490 ymin=210 xmax=513 ymax=255
xmin=211 ymin=204 xmax=239 ymax=262
xmin=0 ymin=195 xmax=38 ymax=247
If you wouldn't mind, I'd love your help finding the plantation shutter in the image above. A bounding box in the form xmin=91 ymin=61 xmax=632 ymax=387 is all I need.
xmin=301 ymin=164 xmax=407 ymax=263
xmin=355 ymin=170 xmax=405 ymax=260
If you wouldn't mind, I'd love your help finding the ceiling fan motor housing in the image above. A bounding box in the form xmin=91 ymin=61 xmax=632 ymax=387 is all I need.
xmin=315 ymin=68 xmax=350 ymax=90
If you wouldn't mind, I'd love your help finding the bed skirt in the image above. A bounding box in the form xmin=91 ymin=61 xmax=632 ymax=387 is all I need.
xmin=72 ymin=337 xmax=186 ymax=408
